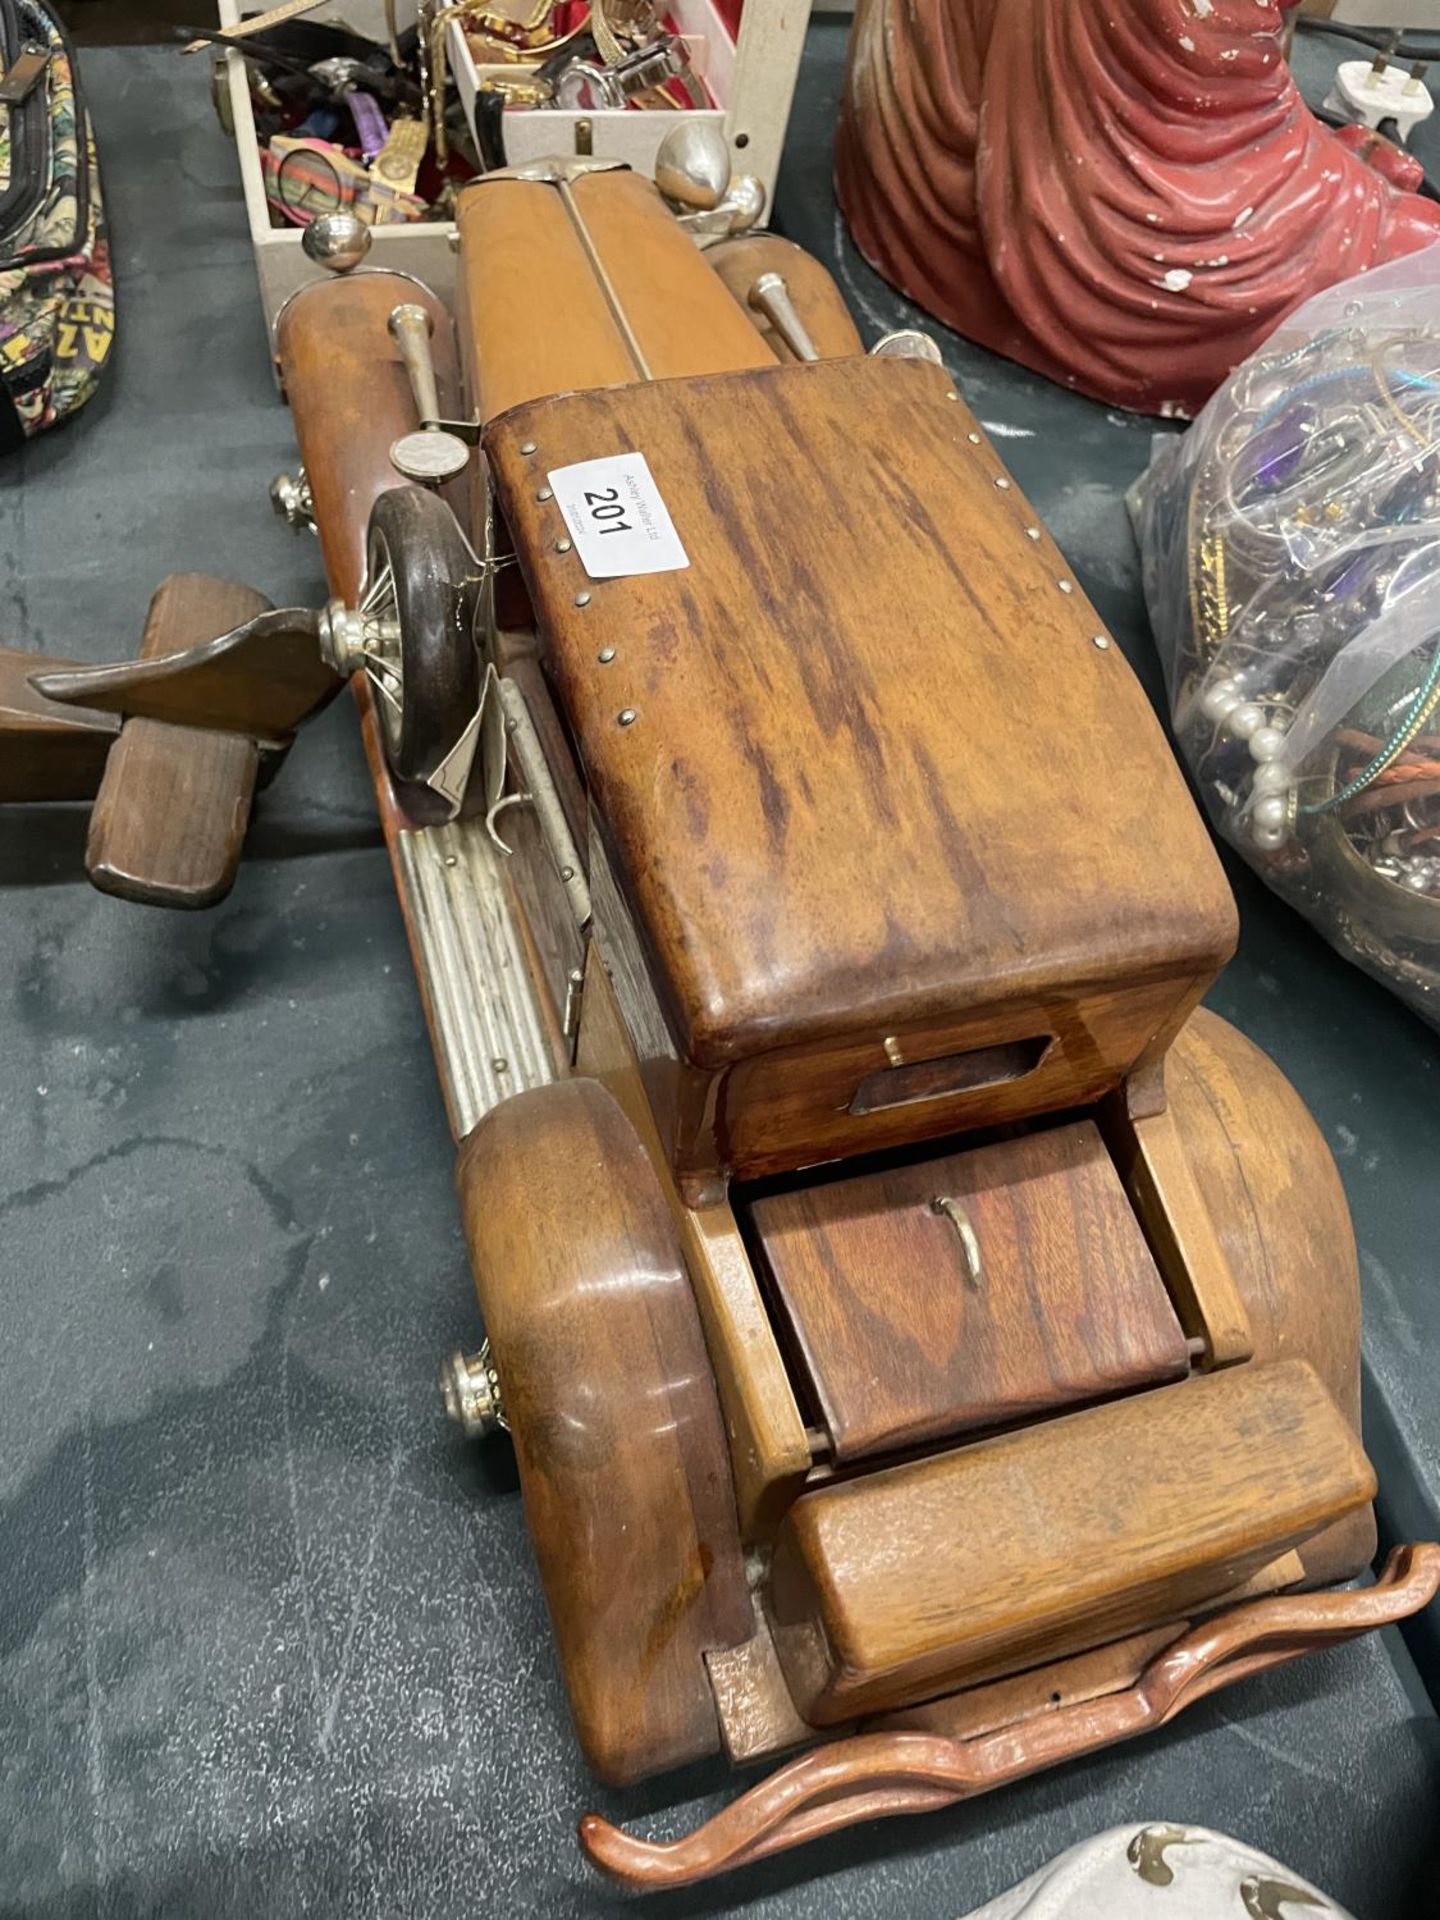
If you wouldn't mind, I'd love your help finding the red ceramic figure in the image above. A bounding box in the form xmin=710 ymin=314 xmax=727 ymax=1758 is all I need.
xmin=835 ymin=0 xmax=1440 ymax=415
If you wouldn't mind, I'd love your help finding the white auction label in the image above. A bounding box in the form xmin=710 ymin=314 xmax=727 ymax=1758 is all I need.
xmin=547 ymin=453 xmax=690 ymax=580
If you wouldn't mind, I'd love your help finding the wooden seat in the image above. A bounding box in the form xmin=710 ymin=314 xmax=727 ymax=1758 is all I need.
xmin=766 ymin=1358 xmax=1375 ymax=1724
xmin=486 ymin=355 xmax=1237 ymax=1181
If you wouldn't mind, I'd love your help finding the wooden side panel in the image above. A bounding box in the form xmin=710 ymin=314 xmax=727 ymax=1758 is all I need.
xmin=456 ymin=1078 xmax=752 ymax=1783
xmin=575 ymin=942 xmax=812 ymax=1541
xmin=85 ymin=575 xmax=271 ymax=909
xmin=768 ymin=1358 xmax=1375 ymax=1723
xmin=1102 ymin=1071 xmax=1254 ymax=1368
xmin=747 ymin=1119 xmax=1189 ymax=1462
xmin=490 ymin=669 xmax=588 ymax=1028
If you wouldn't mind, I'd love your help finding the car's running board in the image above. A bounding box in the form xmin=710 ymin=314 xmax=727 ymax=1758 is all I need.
xmin=393 ymin=814 xmax=560 ymax=1139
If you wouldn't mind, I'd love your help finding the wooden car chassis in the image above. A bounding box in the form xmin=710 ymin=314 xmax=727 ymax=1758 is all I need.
xmin=5 ymin=157 xmax=1439 ymax=1892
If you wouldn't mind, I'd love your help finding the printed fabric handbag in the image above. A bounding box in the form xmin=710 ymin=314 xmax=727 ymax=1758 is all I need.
xmin=0 ymin=0 xmax=112 ymax=448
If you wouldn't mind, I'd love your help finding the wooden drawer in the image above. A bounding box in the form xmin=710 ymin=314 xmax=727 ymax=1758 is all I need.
xmin=745 ymin=1118 xmax=1190 ymax=1462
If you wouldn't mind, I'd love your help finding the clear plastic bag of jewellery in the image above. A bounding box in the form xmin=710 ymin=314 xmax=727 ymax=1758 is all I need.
xmin=1130 ymin=246 xmax=1440 ymax=1027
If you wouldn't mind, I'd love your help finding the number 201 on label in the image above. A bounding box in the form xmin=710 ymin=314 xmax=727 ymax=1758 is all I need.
xmin=585 ymin=487 xmax=632 ymax=536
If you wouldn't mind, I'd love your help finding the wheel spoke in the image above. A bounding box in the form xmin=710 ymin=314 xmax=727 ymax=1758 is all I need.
xmin=360 ymin=536 xmax=404 ymax=760
xmin=360 ymin=650 xmax=403 ymax=684
xmin=361 ymin=560 xmax=394 ymax=616
xmin=367 ymin=669 xmax=403 ymax=718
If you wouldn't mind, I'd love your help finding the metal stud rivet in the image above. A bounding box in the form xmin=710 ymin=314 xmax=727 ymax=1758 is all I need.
xmin=575 ymin=590 xmax=591 ymax=608
xmin=945 ymin=390 xmax=959 ymax=400
xmin=967 ymin=432 xmax=981 ymax=444
xmin=492 ymin=1057 xmax=509 ymax=1073
xmin=444 ymin=854 xmax=457 ymax=867
xmin=1025 ymin=527 xmax=1041 ymax=541
xmin=598 ymin=646 xmax=616 ymax=663
xmin=618 ymin=708 xmax=638 ymax=727
xmin=536 ymin=486 xmax=553 ymax=502
xmin=556 ymin=537 xmax=572 ymax=553
xmin=1093 ymin=634 xmax=1111 ymax=649
xmin=1057 ymin=579 xmax=1074 ymax=594
xmin=520 ymin=440 xmax=537 ymax=456
xmin=995 ymin=477 xmax=1011 ymax=490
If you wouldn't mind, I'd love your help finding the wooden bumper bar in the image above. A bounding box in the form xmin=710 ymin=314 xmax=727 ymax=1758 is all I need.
xmin=578 ymin=1544 xmax=1440 ymax=1891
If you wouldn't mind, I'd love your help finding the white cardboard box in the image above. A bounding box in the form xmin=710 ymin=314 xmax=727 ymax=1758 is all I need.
xmin=220 ymin=0 xmax=811 ymax=333
xmin=218 ymin=0 xmax=457 ymax=335
xmin=449 ymin=0 xmax=811 ymax=218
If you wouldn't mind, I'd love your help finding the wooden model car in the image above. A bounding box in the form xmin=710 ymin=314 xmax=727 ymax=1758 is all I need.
xmin=5 ymin=147 xmax=1438 ymax=1892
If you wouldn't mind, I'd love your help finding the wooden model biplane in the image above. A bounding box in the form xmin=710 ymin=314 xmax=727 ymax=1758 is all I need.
xmin=5 ymin=138 xmax=1437 ymax=1891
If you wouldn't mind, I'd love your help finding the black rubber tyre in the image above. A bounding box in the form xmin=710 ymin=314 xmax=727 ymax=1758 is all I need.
xmin=363 ymin=486 xmax=479 ymax=786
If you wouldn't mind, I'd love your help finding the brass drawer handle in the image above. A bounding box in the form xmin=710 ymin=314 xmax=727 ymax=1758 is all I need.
xmin=930 ymin=1196 xmax=983 ymax=1291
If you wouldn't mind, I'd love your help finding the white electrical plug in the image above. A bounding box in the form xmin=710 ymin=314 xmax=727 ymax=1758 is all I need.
xmin=1326 ymin=56 xmax=1434 ymax=142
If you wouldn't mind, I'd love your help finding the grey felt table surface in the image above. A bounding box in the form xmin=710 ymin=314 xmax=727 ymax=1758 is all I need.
xmin=1 ymin=30 xmax=1438 ymax=1920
